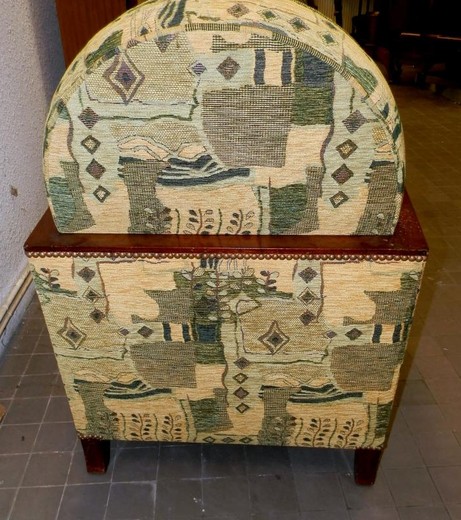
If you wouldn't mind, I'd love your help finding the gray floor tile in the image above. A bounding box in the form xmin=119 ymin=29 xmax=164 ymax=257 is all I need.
xmin=250 ymin=473 xmax=300 ymax=516
xmin=0 ymin=424 xmax=39 ymax=454
xmin=348 ymin=508 xmax=399 ymax=520
xmin=446 ymin=503 xmax=461 ymax=519
xmin=33 ymin=333 xmax=53 ymax=354
xmin=25 ymin=353 xmax=58 ymax=375
xmin=22 ymin=452 xmax=72 ymax=486
xmin=397 ymin=505 xmax=451 ymax=520
xmin=401 ymin=404 xmax=451 ymax=434
xmin=0 ymin=488 xmax=16 ymax=519
xmin=10 ymin=486 xmax=63 ymax=520
xmin=57 ymin=483 xmax=110 ymax=520
xmin=289 ymin=447 xmax=339 ymax=474
xmin=415 ymin=431 xmax=461 ymax=467
xmin=112 ymin=447 xmax=158 ymax=482
xmin=299 ymin=512 xmax=350 ymax=520
xmin=157 ymin=444 xmax=202 ymax=480
xmin=0 ymin=355 xmax=29 ymax=376
xmin=15 ymin=374 xmax=58 ymax=398
xmin=203 ymin=476 xmax=251 ymax=519
xmin=246 ymin=445 xmax=293 ymax=476
xmin=426 ymin=377 xmax=461 ymax=404
xmin=0 ymin=376 xmax=21 ymax=399
xmin=34 ymin=422 xmax=77 ymax=452
xmin=340 ymin=470 xmax=394 ymax=509
xmin=67 ymin=450 xmax=112 ymax=484
xmin=7 ymin=334 xmax=38 ymax=355
xmin=0 ymin=454 xmax=29 ymax=487
xmin=415 ymin=356 xmax=459 ymax=381
xmin=430 ymin=466 xmax=461 ymax=504
xmin=202 ymin=444 xmax=247 ymax=478
xmin=155 ymin=478 xmax=203 ymax=520
xmin=3 ymin=397 xmax=48 ymax=425
xmin=106 ymin=482 xmax=155 ymax=520
xmin=43 ymin=396 xmax=73 ymax=423
xmin=385 ymin=468 xmax=442 ymax=507
xmin=396 ymin=380 xmax=436 ymax=406
xmin=381 ymin=432 xmax=425 ymax=469
xmin=294 ymin=472 xmax=345 ymax=512
xmin=439 ymin=404 xmax=461 ymax=431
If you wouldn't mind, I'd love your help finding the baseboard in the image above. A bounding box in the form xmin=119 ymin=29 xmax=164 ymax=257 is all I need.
xmin=0 ymin=269 xmax=35 ymax=356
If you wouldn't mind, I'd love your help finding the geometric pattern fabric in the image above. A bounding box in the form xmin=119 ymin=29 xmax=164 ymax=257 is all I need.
xmin=29 ymin=253 xmax=424 ymax=449
xmin=43 ymin=0 xmax=405 ymax=235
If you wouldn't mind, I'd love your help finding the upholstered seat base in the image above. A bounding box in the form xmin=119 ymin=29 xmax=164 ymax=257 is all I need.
xmin=25 ymin=192 xmax=427 ymax=485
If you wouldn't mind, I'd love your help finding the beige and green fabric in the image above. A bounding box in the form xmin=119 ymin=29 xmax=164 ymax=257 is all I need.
xmin=44 ymin=0 xmax=404 ymax=235
xmin=30 ymin=254 xmax=423 ymax=448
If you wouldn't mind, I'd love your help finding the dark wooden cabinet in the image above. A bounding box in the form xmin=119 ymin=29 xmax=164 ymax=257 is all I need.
xmin=55 ymin=0 xmax=127 ymax=65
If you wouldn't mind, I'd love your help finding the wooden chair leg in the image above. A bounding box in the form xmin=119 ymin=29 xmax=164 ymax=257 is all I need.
xmin=80 ymin=438 xmax=110 ymax=474
xmin=354 ymin=448 xmax=382 ymax=485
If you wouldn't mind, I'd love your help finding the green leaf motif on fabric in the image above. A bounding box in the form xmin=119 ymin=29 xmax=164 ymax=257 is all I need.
xmin=343 ymin=56 xmax=378 ymax=98
xmin=85 ymin=30 xmax=123 ymax=70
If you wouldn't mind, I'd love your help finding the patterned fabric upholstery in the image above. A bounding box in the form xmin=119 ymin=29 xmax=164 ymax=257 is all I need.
xmin=44 ymin=0 xmax=404 ymax=235
xmin=30 ymin=254 xmax=423 ymax=448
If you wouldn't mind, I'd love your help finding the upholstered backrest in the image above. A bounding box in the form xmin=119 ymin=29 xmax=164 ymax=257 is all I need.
xmin=44 ymin=0 xmax=404 ymax=235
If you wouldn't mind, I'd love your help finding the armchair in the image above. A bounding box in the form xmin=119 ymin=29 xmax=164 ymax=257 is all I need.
xmin=25 ymin=0 xmax=427 ymax=485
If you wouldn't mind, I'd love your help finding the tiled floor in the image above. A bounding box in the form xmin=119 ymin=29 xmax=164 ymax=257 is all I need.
xmin=1 ymin=85 xmax=461 ymax=519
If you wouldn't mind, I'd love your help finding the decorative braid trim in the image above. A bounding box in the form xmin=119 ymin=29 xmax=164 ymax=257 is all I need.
xmin=26 ymin=251 xmax=426 ymax=262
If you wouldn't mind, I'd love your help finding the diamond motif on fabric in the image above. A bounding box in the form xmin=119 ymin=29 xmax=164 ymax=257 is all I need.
xmin=155 ymin=34 xmax=176 ymax=53
xmin=235 ymin=357 xmax=251 ymax=369
xmin=118 ymin=328 xmax=130 ymax=337
xmin=58 ymin=318 xmax=86 ymax=349
xmin=332 ymin=164 xmax=354 ymax=185
xmin=234 ymin=387 xmax=249 ymax=399
xmin=86 ymin=159 xmax=106 ymax=179
xmin=258 ymin=320 xmax=289 ymax=354
xmin=103 ymin=53 xmax=145 ymax=104
xmin=299 ymin=287 xmax=317 ymax=306
xmin=343 ymin=110 xmax=368 ymax=133
xmin=298 ymin=267 xmax=318 ymax=283
xmin=236 ymin=403 xmax=250 ymax=414
xmin=78 ymin=267 xmax=96 ymax=283
xmin=336 ymin=139 xmax=358 ymax=159
xmin=222 ymin=436 xmax=236 ymax=443
xmin=81 ymin=136 xmax=101 ymax=154
xmin=233 ymin=373 xmax=248 ymax=384
xmin=189 ymin=61 xmax=207 ymax=76
xmin=93 ymin=186 xmax=111 ymax=203
xmin=90 ymin=309 xmax=105 ymax=323
xmin=240 ymin=437 xmax=253 ymax=444
xmin=299 ymin=310 xmax=316 ymax=326
xmin=325 ymin=330 xmax=337 ymax=339
xmin=290 ymin=17 xmax=308 ymax=31
xmin=330 ymin=191 xmax=349 ymax=208
xmin=204 ymin=436 xmax=216 ymax=443
xmin=346 ymin=328 xmax=363 ymax=340
xmin=138 ymin=326 xmax=153 ymax=338
xmin=78 ymin=107 xmax=99 ymax=129
xmin=217 ymin=57 xmax=240 ymax=80
xmin=228 ymin=3 xmax=249 ymax=17
xmin=321 ymin=32 xmax=336 ymax=44
xmin=261 ymin=9 xmax=277 ymax=20
xmin=83 ymin=288 xmax=102 ymax=302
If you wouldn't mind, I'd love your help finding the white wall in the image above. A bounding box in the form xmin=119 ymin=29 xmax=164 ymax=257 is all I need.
xmin=0 ymin=0 xmax=64 ymax=342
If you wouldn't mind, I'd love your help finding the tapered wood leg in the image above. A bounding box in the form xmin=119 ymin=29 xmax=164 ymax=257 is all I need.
xmin=80 ymin=438 xmax=110 ymax=474
xmin=354 ymin=448 xmax=382 ymax=485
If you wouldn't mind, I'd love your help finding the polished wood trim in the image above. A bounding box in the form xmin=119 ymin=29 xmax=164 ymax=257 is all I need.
xmin=55 ymin=0 xmax=127 ymax=66
xmin=354 ymin=448 xmax=383 ymax=485
xmin=25 ymin=191 xmax=428 ymax=258
xmin=80 ymin=438 xmax=110 ymax=474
